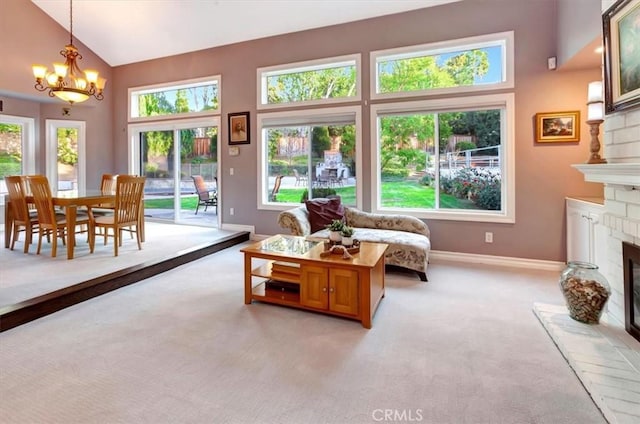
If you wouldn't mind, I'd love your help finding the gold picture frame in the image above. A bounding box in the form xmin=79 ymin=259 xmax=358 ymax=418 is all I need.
xmin=534 ymin=111 xmax=580 ymax=143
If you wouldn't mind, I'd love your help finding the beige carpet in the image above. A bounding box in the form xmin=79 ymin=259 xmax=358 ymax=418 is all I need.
xmin=0 ymin=221 xmax=240 ymax=307
xmin=0 ymin=246 xmax=606 ymax=424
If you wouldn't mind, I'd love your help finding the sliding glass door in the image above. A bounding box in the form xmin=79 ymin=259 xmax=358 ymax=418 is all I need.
xmin=130 ymin=117 xmax=219 ymax=227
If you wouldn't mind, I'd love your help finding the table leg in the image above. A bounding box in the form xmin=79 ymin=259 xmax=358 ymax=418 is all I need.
xmin=139 ymin=200 xmax=145 ymax=242
xmin=244 ymin=253 xmax=252 ymax=304
xmin=66 ymin=205 xmax=77 ymax=259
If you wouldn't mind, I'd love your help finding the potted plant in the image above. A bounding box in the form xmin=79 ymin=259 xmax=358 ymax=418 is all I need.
xmin=340 ymin=226 xmax=355 ymax=247
xmin=326 ymin=219 xmax=344 ymax=243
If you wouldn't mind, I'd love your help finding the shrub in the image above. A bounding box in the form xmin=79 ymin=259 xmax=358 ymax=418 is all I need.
xmin=381 ymin=168 xmax=410 ymax=181
xmin=300 ymin=188 xmax=337 ymax=202
xmin=456 ymin=141 xmax=477 ymax=152
xmin=444 ymin=167 xmax=501 ymax=210
xmin=475 ymin=180 xmax=501 ymax=210
xmin=419 ymin=173 xmax=433 ymax=186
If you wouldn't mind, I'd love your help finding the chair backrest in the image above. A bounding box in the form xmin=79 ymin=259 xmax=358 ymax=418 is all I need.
xmin=101 ymin=174 xmax=118 ymax=194
xmin=191 ymin=175 xmax=211 ymax=201
xmin=5 ymin=175 xmax=31 ymax=223
xmin=114 ymin=175 xmax=146 ymax=225
xmin=27 ymin=175 xmax=58 ymax=228
xmin=270 ymin=175 xmax=283 ymax=201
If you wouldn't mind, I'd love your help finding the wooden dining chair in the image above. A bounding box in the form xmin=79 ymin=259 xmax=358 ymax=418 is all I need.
xmin=90 ymin=174 xmax=118 ymax=227
xmin=90 ymin=175 xmax=146 ymax=257
xmin=27 ymin=175 xmax=92 ymax=258
xmin=5 ymin=175 xmax=39 ymax=253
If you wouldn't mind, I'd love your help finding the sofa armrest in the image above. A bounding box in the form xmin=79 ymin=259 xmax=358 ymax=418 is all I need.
xmin=277 ymin=206 xmax=311 ymax=236
xmin=345 ymin=207 xmax=430 ymax=238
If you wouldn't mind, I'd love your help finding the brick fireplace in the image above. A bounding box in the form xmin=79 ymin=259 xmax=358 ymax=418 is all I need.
xmin=574 ymin=108 xmax=640 ymax=335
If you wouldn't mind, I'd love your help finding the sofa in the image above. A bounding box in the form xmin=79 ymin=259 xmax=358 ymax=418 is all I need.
xmin=277 ymin=200 xmax=431 ymax=281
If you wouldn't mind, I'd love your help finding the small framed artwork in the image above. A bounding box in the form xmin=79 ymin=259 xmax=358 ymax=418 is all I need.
xmin=603 ymin=0 xmax=640 ymax=114
xmin=228 ymin=111 xmax=250 ymax=145
xmin=534 ymin=111 xmax=580 ymax=143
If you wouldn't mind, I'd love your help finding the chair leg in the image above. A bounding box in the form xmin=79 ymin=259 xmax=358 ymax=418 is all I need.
xmin=23 ymin=227 xmax=32 ymax=254
xmin=136 ymin=226 xmax=142 ymax=250
xmin=114 ymin=227 xmax=119 ymax=257
xmin=10 ymin=225 xmax=19 ymax=251
xmin=51 ymin=230 xmax=57 ymax=258
xmin=36 ymin=228 xmax=45 ymax=255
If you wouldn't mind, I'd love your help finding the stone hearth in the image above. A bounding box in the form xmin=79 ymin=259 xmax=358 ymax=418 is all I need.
xmin=534 ymin=303 xmax=640 ymax=423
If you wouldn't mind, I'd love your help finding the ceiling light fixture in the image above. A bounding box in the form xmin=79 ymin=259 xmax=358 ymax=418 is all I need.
xmin=32 ymin=0 xmax=106 ymax=104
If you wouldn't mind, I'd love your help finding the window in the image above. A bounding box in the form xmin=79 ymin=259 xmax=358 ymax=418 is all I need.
xmin=371 ymin=31 xmax=513 ymax=99
xmin=258 ymin=54 xmax=361 ymax=109
xmin=371 ymin=94 xmax=515 ymax=223
xmin=0 ymin=115 xmax=36 ymax=204
xmin=129 ymin=76 xmax=221 ymax=121
xmin=257 ymin=106 xmax=361 ymax=210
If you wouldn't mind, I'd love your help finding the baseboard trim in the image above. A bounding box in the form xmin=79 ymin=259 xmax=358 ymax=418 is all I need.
xmin=221 ymin=223 xmax=254 ymax=235
xmin=429 ymin=250 xmax=565 ymax=271
xmin=0 ymin=231 xmax=250 ymax=332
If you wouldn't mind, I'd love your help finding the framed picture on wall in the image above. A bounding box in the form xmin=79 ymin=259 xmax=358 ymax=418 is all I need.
xmin=228 ymin=112 xmax=250 ymax=145
xmin=534 ymin=111 xmax=580 ymax=143
xmin=603 ymin=0 xmax=640 ymax=114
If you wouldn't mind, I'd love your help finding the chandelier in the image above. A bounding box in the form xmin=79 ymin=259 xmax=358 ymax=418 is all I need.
xmin=32 ymin=0 xmax=106 ymax=104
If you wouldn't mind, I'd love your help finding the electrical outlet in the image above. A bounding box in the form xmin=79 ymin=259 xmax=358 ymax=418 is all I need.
xmin=230 ymin=167 xmax=234 ymax=176
xmin=230 ymin=207 xmax=234 ymax=216
xmin=485 ymin=232 xmax=493 ymax=243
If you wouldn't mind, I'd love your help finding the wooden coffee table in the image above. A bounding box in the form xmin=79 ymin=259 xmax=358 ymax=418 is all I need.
xmin=241 ymin=235 xmax=388 ymax=328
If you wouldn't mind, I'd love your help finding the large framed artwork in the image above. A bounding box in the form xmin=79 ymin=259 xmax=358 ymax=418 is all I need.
xmin=534 ymin=111 xmax=580 ymax=143
xmin=603 ymin=0 xmax=640 ymax=114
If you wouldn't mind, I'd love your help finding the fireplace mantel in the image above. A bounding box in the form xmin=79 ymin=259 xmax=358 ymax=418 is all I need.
xmin=572 ymin=163 xmax=640 ymax=187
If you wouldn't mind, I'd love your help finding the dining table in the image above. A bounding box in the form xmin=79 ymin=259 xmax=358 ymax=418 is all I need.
xmin=4 ymin=189 xmax=145 ymax=259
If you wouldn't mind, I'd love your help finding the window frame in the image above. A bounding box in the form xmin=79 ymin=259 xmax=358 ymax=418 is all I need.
xmin=0 ymin=114 xmax=36 ymax=206
xmin=370 ymin=31 xmax=514 ymax=101
xmin=369 ymin=93 xmax=515 ymax=223
xmin=256 ymin=105 xmax=362 ymax=210
xmin=128 ymin=75 xmax=222 ymax=123
xmin=257 ymin=54 xmax=362 ymax=110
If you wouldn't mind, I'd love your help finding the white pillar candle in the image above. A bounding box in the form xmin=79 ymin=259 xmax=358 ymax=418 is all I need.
xmin=588 ymin=81 xmax=603 ymax=102
xmin=588 ymin=101 xmax=604 ymax=121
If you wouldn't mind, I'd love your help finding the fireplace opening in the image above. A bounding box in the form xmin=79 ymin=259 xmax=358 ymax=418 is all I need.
xmin=623 ymin=242 xmax=640 ymax=343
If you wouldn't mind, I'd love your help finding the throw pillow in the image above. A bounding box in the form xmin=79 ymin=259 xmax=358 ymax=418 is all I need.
xmin=306 ymin=197 xmax=345 ymax=233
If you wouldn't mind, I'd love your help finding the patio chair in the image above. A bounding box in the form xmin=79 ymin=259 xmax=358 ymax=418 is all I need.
xmin=293 ymin=169 xmax=307 ymax=186
xmin=269 ymin=175 xmax=284 ymax=201
xmin=192 ymin=175 xmax=217 ymax=214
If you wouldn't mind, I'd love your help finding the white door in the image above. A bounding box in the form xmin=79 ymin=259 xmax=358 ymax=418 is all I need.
xmin=46 ymin=120 xmax=86 ymax=192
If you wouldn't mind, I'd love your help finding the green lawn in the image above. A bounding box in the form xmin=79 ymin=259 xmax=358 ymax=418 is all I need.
xmin=145 ymin=196 xmax=199 ymax=210
xmin=144 ymin=181 xmax=477 ymax=210
xmin=276 ymin=181 xmax=476 ymax=209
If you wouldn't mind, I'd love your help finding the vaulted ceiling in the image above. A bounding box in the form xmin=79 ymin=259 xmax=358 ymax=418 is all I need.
xmin=32 ymin=0 xmax=461 ymax=66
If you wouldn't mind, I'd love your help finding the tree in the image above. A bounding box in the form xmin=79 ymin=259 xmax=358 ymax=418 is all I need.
xmin=377 ymin=50 xmax=490 ymax=168
xmin=267 ymin=67 xmax=356 ymax=104
xmin=445 ymin=110 xmax=501 ymax=149
xmin=311 ymin=126 xmax=331 ymax=159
